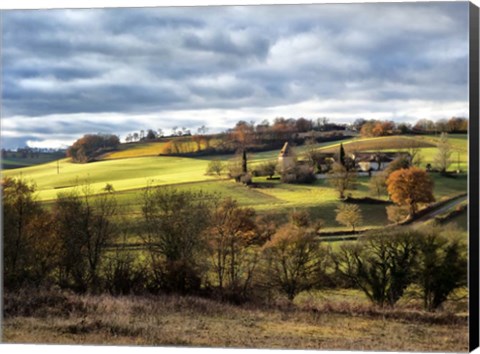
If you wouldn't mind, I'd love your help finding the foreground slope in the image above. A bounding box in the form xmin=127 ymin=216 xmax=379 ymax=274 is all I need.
xmin=3 ymin=290 xmax=468 ymax=351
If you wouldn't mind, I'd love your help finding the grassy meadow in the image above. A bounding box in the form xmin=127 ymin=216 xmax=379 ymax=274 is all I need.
xmin=2 ymin=288 xmax=468 ymax=351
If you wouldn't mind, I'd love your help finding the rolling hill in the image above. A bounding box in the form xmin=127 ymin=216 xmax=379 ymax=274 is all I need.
xmin=1 ymin=134 xmax=468 ymax=230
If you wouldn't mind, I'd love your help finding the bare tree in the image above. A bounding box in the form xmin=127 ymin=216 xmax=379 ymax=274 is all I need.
xmin=262 ymin=220 xmax=329 ymax=301
xmin=335 ymin=203 xmax=363 ymax=232
xmin=304 ymin=138 xmax=322 ymax=172
xmin=141 ymin=186 xmax=215 ymax=293
xmin=2 ymin=178 xmax=58 ymax=288
xmin=328 ymin=162 xmax=357 ymax=199
xmin=55 ymin=183 xmax=117 ymax=292
xmin=369 ymin=171 xmax=387 ymax=198
xmin=402 ymin=139 xmax=423 ymax=167
xmin=434 ymin=132 xmax=452 ymax=173
xmin=333 ymin=230 xmax=418 ymax=308
xmin=206 ymin=159 xmax=225 ymax=176
xmin=206 ymin=198 xmax=259 ymax=297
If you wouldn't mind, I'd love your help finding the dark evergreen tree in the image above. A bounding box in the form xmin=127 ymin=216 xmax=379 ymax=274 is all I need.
xmin=242 ymin=149 xmax=248 ymax=174
xmin=339 ymin=143 xmax=346 ymax=166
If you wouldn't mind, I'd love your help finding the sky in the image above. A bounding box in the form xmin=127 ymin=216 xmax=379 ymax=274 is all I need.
xmin=1 ymin=2 xmax=470 ymax=149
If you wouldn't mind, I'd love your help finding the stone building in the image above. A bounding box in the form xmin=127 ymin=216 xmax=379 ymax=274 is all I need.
xmin=278 ymin=142 xmax=296 ymax=172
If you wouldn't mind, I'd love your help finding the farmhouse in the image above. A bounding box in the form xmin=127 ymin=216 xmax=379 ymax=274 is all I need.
xmin=311 ymin=150 xmax=411 ymax=173
xmin=315 ymin=152 xmax=336 ymax=172
xmin=277 ymin=142 xmax=412 ymax=176
xmin=351 ymin=152 xmax=411 ymax=172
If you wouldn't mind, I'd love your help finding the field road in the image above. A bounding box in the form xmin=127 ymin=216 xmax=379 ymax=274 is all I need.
xmin=316 ymin=193 xmax=468 ymax=243
xmin=413 ymin=194 xmax=468 ymax=224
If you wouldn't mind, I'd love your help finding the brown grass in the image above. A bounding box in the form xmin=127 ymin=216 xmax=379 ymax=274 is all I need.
xmin=2 ymin=288 xmax=468 ymax=351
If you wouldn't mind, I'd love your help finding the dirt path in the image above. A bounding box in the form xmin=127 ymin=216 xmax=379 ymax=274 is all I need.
xmin=412 ymin=194 xmax=467 ymax=223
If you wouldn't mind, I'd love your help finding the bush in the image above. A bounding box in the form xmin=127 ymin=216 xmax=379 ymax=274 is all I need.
xmin=332 ymin=226 xmax=467 ymax=310
xmin=257 ymin=160 xmax=278 ymax=179
xmin=385 ymin=156 xmax=411 ymax=175
xmin=281 ymin=164 xmax=316 ymax=184
xmin=414 ymin=225 xmax=467 ymax=311
xmin=206 ymin=159 xmax=225 ymax=176
xmin=333 ymin=229 xmax=418 ymax=307
xmin=103 ymin=250 xmax=148 ymax=295
xmin=386 ymin=205 xmax=410 ymax=224
xmin=227 ymin=159 xmax=243 ymax=180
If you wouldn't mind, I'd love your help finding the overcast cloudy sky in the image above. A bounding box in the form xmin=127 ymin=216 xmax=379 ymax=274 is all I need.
xmin=1 ymin=2 xmax=470 ymax=149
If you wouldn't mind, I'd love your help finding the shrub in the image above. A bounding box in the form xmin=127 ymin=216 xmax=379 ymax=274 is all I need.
xmin=103 ymin=250 xmax=148 ymax=295
xmin=227 ymin=159 xmax=244 ymax=181
xmin=281 ymin=164 xmax=316 ymax=184
xmin=414 ymin=225 xmax=467 ymax=311
xmin=206 ymin=159 xmax=225 ymax=176
xmin=385 ymin=156 xmax=411 ymax=175
xmin=333 ymin=229 xmax=418 ymax=308
xmin=386 ymin=205 xmax=410 ymax=224
xmin=257 ymin=160 xmax=278 ymax=179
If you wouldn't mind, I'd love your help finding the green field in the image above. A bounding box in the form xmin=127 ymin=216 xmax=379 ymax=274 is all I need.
xmin=1 ymin=152 xmax=65 ymax=170
xmin=2 ymin=134 xmax=468 ymax=231
xmin=101 ymin=141 xmax=169 ymax=160
xmin=2 ymin=156 xmax=215 ymax=201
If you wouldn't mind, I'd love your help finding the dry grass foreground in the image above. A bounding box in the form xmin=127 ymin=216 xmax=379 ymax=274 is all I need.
xmin=3 ymin=289 xmax=468 ymax=351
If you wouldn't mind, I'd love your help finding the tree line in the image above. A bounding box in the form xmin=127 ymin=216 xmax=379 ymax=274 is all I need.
xmin=354 ymin=117 xmax=468 ymax=137
xmin=123 ymin=116 xmax=468 ymax=146
xmin=2 ymin=177 xmax=466 ymax=311
xmin=65 ymin=116 xmax=467 ymax=163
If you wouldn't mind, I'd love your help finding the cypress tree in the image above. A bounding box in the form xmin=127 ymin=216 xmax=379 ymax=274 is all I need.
xmin=242 ymin=149 xmax=248 ymax=174
xmin=339 ymin=143 xmax=346 ymax=166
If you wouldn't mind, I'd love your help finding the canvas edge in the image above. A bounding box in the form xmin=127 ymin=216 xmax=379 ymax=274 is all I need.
xmin=469 ymin=1 xmax=480 ymax=352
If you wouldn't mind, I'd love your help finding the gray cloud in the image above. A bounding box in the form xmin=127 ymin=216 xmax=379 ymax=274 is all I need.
xmin=1 ymin=3 xmax=469 ymax=148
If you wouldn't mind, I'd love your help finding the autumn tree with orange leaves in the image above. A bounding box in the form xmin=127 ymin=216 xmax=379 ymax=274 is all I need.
xmin=386 ymin=167 xmax=435 ymax=218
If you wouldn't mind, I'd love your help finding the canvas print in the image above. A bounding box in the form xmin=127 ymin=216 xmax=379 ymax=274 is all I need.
xmin=1 ymin=1 xmax=478 ymax=352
